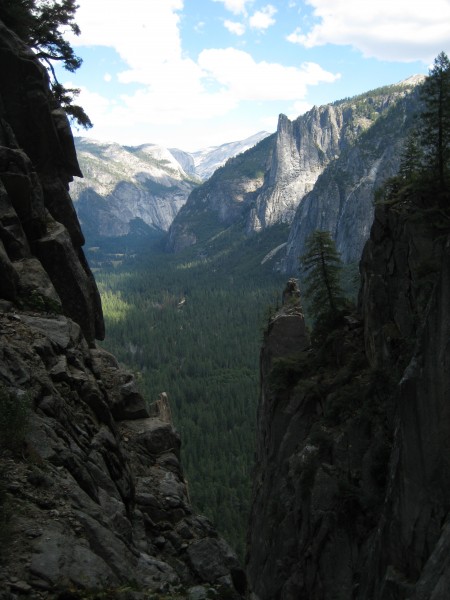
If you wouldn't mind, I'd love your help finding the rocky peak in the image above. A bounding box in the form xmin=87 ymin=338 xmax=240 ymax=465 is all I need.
xmin=281 ymin=85 xmax=421 ymax=269
xmin=167 ymin=81 xmax=421 ymax=257
xmin=247 ymin=83 xmax=419 ymax=238
xmin=246 ymin=107 xmax=343 ymax=232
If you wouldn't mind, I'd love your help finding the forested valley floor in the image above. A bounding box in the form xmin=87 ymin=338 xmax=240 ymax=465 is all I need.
xmin=85 ymin=223 xmax=289 ymax=557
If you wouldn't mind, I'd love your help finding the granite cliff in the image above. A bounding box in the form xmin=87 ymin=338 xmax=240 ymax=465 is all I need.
xmin=281 ymin=83 xmax=421 ymax=268
xmin=71 ymin=138 xmax=200 ymax=239
xmin=167 ymin=79 xmax=422 ymax=261
xmin=247 ymin=198 xmax=450 ymax=597
xmin=0 ymin=19 xmax=245 ymax=600
xmin=166 ymin=135 xmax=275 ymax=252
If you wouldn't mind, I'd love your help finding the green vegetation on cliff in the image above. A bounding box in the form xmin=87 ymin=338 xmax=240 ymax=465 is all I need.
xmin=300 ymin=230 xmax=346 ymax=320
xmin=0 ymin=0 xmax=91 ymax=127
xmin=378 ymin=51 xmax=450 ymax=209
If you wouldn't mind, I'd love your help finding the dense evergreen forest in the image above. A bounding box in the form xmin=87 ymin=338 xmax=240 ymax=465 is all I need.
xmin=86 ymin=223 xmax=289 ymax=557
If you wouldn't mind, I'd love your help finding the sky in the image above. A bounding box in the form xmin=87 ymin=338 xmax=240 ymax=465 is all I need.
xmin=60 ymin=0 xmax=450 ymax=151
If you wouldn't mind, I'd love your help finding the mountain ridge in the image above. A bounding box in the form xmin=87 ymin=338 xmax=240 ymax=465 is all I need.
xmin=167 ymin=77 xmax=423 ymax=263
xmin=70 ymin=132 xmax=271 ymax=239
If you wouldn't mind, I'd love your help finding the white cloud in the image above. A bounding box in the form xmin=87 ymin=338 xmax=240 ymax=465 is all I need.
xmin=212 ymin=0 xmax=253 ymax=15
xmin=287 ymin=0 xmax=450 ymax=62
xmin=249 ymin=5 xmax=277 ymax=30
xmin=198 ymin=48 xmax=340 ymax=101
xmin=70 ymin=0 xmax=184 ymax=70
xmin=224 ymin=20 xmax=246 ymax=35
xmin=289 ymin=100 xmax=313 ymax=118
xmin=64 ymin=0 xmax=341 ymax=148
xmin=70 ymin=1 xmax=339 ymax=108
xmin=103 ymin=73 xmax=112 ymax=82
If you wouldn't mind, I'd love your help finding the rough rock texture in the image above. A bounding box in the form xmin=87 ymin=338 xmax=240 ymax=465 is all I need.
xmin=0 ymin=20 xmax=103 ymax=343
xmin=0 ymin=312 xmax=244 ymax=598
xmin=282 ymin=90 xmax=420 ymax=268
xmin=357 ymin=206 xmax=450 ymax=599
xmin=0 ymin=19 xmax=245 ymax=599
xmin=247 ymin=202 xmax=450 ymax=599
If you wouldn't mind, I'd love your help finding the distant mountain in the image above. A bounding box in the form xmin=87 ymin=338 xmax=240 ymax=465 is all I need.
xmin=190 ymin=131 xmax=271 ymax=180
xmin=70 ymin=133 xmax=270 ymax=239
xmin=167 ymin=134 xmax=275 ymax=252
xmin=167 ymin=78 xmax=423 ymax=264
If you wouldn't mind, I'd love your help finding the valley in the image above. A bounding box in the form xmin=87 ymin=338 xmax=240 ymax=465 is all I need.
xmin=85 ymin=224 xmax=289 ymax=557
xmin=1 ymin=4 xmax=450 ymax=598
xmin=81 ymin=78 xmax=422 ymax=558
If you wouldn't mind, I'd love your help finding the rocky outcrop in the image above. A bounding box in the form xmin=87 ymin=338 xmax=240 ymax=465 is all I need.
xmin=0 ymin=18 xmax=245 ymax=599
xmin=247 ymin=281 xmax=376 ymax=599
xmin=247 ymin=199 xmax=450 ymax=598
xmin=247 ymin=108 xmax=343 ymax=232
xmin=0 ymin=311 xmax=245 ymax=598
xmin=282 ymin=90 xmax=419 ymax=268
xmin=247 ymin=82 xmax=422 ymax=241
xmin=0 ymin=20 xmax=103 ymax=343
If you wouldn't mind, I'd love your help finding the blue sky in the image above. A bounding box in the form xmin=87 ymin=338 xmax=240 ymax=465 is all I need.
xmin=60 ymin=0 xmax=450 ymax=151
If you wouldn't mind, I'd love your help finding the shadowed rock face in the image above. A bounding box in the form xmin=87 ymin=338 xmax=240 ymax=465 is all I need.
xmin=0 ymin=19 xmax=103 ymax=342
xmin=247 ymin=206 xmax=450 ymax=599
xmin=0 ymin=19 xmax=245 ymax=599
xmin=0 ymin=313 xmax=244 ymax=597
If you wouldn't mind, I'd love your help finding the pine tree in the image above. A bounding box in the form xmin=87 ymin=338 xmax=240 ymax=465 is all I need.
xmin=300 ymin=230 xmax=345 ymax=320
xmin=399 ymin=130 xmax=422 ymax=182
xmin=0 ymin=0 xmax=92 ymax=128
xmin=418 ymin=51 xmax=450 ymax=195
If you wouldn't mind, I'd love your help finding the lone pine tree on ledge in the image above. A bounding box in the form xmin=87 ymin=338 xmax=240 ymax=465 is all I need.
xmin=300 ymin=230 xmax=346 ymax=322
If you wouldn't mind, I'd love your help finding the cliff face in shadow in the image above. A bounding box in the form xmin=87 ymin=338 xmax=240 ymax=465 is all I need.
xmin=0 ymin=20 xmax=103 ymax=343
xmin=247 ymin=203 xmax=450 ymax=599
xmin=0 ymin=20 xmax=245 ymax=599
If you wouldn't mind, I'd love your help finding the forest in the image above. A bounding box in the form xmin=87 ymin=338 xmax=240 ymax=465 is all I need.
xmin=87 ymin=223 xmax=289 ymax=557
